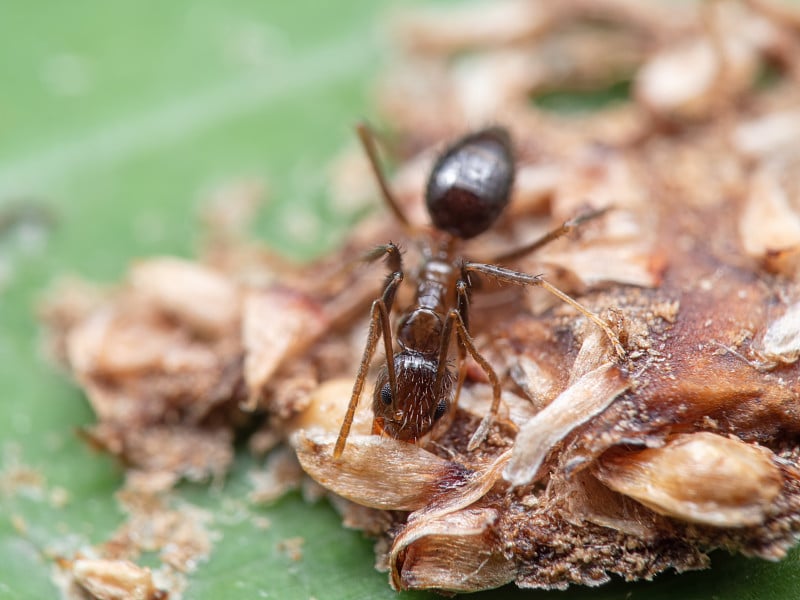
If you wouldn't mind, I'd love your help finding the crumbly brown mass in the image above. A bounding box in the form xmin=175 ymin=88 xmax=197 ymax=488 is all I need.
xmin=41 ymin=0 xmax=800 ymax=595
xmin=298 ymin=0 xmax=800 ymax=591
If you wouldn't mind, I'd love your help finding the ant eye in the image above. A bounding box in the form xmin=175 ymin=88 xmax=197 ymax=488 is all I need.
xmin=380 ymin=383 xmax=393 ymax=405
xmin=433 ymin=398 xmax=448 ymax=421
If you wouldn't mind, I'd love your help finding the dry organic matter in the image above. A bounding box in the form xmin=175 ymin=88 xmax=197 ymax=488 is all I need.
xmin=41 ymin=0 xmax=800 ymax=594
xmin=294 ymin=0 xmax=800 ymax=592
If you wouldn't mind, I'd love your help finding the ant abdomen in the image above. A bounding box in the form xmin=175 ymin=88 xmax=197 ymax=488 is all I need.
xmin=425 ymin=127 xmax=514 ymax=240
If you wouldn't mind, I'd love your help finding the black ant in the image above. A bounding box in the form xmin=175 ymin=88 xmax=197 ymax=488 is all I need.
xmin=333 ymin=124 xmax=624 ymax=459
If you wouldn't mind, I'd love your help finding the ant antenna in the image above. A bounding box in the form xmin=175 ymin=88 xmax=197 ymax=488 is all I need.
xmin=356 ymin=122 xmax=413 ymax=231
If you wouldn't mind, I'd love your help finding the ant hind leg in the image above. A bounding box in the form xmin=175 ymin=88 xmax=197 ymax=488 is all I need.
xmin=446 ymin=279 xmax=505 ymax=452
xmin=489 ymin=208 xmax=611 ymax=264
xmin=464 ymin=262 xmax=625 ymax=359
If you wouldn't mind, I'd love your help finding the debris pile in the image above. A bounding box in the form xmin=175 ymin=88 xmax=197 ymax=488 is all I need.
xmin=42 ymin=0 xmax=800 ymax=594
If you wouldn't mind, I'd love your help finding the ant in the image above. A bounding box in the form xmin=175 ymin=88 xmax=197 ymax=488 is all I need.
xmin=333 ymin=124 xmax=624 ymax=459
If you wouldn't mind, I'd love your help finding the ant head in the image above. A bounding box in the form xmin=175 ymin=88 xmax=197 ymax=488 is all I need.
xmin=371 ymin=351 xmax=455 ymax=443
xmin=425 ymin=127 xmax=515 ymax=240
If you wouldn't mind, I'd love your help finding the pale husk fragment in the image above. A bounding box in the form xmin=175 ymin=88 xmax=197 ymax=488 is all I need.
xmin=387 ymin=451 xmax=512 ymax=587
xmin=758 ymin=302 xmax=800 ymax=365
xmin=293 ymin=431 xmax=471 ymax=511
xmin=595 ymin=432 xmax=783 ymax=527
xmin=504 ymin=362 xmax=629 ymax=487
xmin=738 ymin=159 xmax=800 ymax=275
xmin=287 ymin=377 xmax=373 ymax=436
xmin=635 ymin=35 xmax=757 ymax=122
xmin=733 ymin=109 xmax=800 ymax=160
xmin=634 ymin=1 xmax=777 ymax=123
xmin=129 ymin=257 xmax=240 ymax=338
xmin=242 ymin=287 xmax=329 ymax=401
xmin=558 ymin=469 xmax=660 ymax=540
xmin=67 ymin=559 xmax=164 ymax=600
xmin=392 ymin=508 xmax=515 ymax=592
xmin=393 ymin=0 xmax=553 ymax=54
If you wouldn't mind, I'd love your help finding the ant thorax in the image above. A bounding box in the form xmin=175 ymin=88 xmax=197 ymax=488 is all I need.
xmin=396 ymin=308 xmax=443 ymax=354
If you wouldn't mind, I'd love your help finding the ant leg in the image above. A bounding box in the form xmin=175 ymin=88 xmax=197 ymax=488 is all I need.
xmin=490 ymin=208 xmax=610 ymax=264
xmin=452 ymin=338 xmax=468 ymax=411
xmin=464 ymin=262 xmax=626 ymax=359
xmin=434 ymin=307 xmax=456 ymax=402
xmin=333 ymin=247 xmax=404 ymax=459
xmin=371 ymin=247 xmax=403 ymax=383
xmin=433 ymin=269 xmax=467 ymax=400
xmin=434 ymin=264 xmax=476 ymax=412
xmin=356 ymin=121 xmax=413 ymax=231
xmin=323 ymin=240 xmax=404 ymax=285
xmin=451 ymin=267 xmax=473 ymax=406
xmin=442 ymin=280 xmax=504 ymax=452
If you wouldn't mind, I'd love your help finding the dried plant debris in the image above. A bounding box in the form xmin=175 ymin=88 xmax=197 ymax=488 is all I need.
xmin=2 ymin=445 xmax=207 ymax=599
xmin=54 ymin=558 xmax=166 ymax=600
xmin=295 ymin=0 xmax=800 ymax=593
xmin=40 ymin=246 xmax=382 ymax=484
xmin=51 ymin=486 xmax=216 ymax=599
xmin=38 ymin=0 xmax=800 ymax=595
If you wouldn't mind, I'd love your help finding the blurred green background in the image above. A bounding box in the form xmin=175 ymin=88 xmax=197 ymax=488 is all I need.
xmin=1 ymin=1 xmax=799 ymax=598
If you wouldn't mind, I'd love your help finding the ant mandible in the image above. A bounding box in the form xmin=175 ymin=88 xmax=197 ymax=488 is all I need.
xmin=332 ymin=124 xmax=624 ymax=459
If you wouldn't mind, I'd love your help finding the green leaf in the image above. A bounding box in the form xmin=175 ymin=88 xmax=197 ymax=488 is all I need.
xmin=1 ymin=1 xmax=798 ymax=599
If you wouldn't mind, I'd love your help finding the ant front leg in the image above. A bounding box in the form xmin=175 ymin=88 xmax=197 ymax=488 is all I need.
xmin=440 ymin=278 xmax=504 ymax=452
xmin=464 ymin=262 xmax=626 ymax=359
xmin=333 ymin=244 xmax=404 ymax=459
